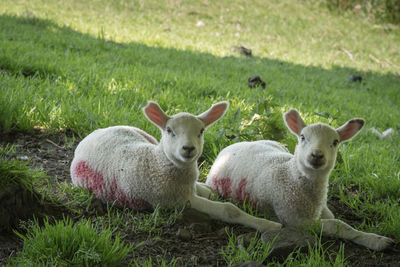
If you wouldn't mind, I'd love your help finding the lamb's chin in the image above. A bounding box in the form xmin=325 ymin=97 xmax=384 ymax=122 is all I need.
xmin=179 ymin=155 xmax=198 ymax=163
xmin=302 ymin=161 xmax=328 ymax=172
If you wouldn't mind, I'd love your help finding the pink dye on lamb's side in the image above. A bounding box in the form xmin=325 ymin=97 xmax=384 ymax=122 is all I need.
xmin=235 ymin=178 xmax=249 ymax=203
xmin=235 ymin=178 xmax=258 ymax=210
xmin=108 ymin=178 xmax=151 ymax=210
xmin=212 ymin=177 xmax=232 ymax=199
xmin=74 ymin=160 xmax=151 ymax=210
xmin=74 ymin=161 xmax=105 ymax=196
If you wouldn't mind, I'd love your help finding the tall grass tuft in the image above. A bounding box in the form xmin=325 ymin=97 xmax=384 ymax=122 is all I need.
xmin=221 ymin=231 xmax=274 ymax=265
xmin=10 ymin=217 xmax=132 ymax=266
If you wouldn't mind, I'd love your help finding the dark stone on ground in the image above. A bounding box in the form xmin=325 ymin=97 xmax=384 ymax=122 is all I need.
xmin=248 ymin=76 xmax=266 ymax=88
xmin=347 ymin=74 xmax=362 ymax=82
xmin=261 ymin=227 xmax=315 ymax=258
xmin=231 ymin=46 xmax=252 ymax=56
xmin=177 ymin=208 xmax=212 ymax=225
xmin=176 ymin=227 xmax=192 ymax=241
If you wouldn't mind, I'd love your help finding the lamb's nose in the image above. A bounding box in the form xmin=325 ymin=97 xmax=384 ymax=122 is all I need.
xmin=182 ymin=146 xmax=195 ymax=153
xmin=311 ymin=151 xmax=324 ymax=160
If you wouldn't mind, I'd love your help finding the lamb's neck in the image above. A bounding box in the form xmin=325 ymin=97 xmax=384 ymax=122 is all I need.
xmin=288 ymin=157 xmax=331 ymax=197
xmin=154 ymin=145 xmax=199 ymax=180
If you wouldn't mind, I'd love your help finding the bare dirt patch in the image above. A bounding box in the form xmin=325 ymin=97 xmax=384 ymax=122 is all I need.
xmin=0 ymin=130 xmax=399 ymax=266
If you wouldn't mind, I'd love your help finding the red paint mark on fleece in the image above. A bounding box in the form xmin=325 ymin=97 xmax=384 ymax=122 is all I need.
xmin=235 ymin=178 xmax=249 ymax=203
xmin=74 ymin=161 xmax=105 ymax=196
xmin=212 ymin=177 xmax=232 ymax=199
xmin=108 ymin=178 xmax=151 ymax=210
xmin=74 ymin=161 xmax=151 ymax=210
xmin=235 ymin=178 xmax=259 ymax=210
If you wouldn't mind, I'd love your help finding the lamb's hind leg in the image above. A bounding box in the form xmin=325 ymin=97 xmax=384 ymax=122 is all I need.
xmin=189 ymin=195 xmax=282 ymax=232
xmin=321 ymin=219 xmax=393 ymax=251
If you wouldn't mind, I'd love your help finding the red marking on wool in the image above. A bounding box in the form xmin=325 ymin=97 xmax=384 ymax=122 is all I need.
xmin=212 ymin=177 xmax=232 ymax=199
xmin=235 ymin=178 xmax=259 ymax=210
xmin=74 ymin=160 xmax=151 ymax=210
xmin=74 ymin=161 xmax=105 ymax=196
xmin=235 ymin=178 xmax=249 ymax=203
xmin=108 ymin=178 xmax=151 ymax=210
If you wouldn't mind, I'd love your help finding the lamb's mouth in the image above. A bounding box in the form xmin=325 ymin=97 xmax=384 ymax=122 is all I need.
xmin=181 ymin=153 xmax=197 ymax=161
xmin=309 ymin=160 xmax=325 ymax=169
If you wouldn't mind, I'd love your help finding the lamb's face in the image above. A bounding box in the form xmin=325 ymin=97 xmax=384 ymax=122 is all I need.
xmin=161 ymin=113 xmax=205 ymax=166
xmin=295 ymin=123 xmax=340 ymax=172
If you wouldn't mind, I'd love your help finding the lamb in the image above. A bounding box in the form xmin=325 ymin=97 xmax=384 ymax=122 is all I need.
xmin=70 ymin=101 xmax=282 ymax=232
xmin=205 ymin=108 xmax=393 ymax=251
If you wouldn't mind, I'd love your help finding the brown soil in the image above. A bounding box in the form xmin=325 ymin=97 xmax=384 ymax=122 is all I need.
xmin=0 ymin=130 xmax=399 ymax=266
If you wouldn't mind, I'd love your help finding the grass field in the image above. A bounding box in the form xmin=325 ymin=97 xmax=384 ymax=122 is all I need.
xmin=0 ymin=0 xmax=399 ymax=265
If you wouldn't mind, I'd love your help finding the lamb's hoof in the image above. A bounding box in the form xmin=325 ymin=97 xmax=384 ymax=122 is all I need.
xmin=355 ymin=233 xmax=394 ymax=251
xmin=368 ymin=236 xmax=394 ymax=251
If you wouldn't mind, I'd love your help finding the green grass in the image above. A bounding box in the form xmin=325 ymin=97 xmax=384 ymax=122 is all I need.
xmin=0 ymin=0 xmax=399 ymax=265
xmin=221 ymin=231 xmax=347 ymax=266
xmin=10 ymin=217 xmax=132 ymax=266
xmin=279 ymin=240 xmax=347 ymax=267
xmin=0 ymin=145 xmax=44 ymax=192
xmin=11 ymin=219 xmax=132 ymax=266
xmin=222 ymin=231 xmax=274 ymax=265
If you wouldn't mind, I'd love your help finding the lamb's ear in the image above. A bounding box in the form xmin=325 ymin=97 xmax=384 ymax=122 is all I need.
xmin=197 ymin=101 xmax=229 ymax=127
xmin=337 ymin=118 xmax=365 ymax=142
xmin=284 ymin=108 xmax=307 ymax=136
xmin=143 ymin=101 xmax=170 ymax=130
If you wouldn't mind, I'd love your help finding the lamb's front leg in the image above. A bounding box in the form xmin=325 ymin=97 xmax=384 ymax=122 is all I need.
xmin=195 ymin=182 xmax=215 ymax=199
xmin=321 ymin=219 xmax=393 ymax=251
xmin=189 ymin=194 xmax=282 ymax=232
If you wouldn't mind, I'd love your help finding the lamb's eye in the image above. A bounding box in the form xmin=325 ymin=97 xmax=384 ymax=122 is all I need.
xmin=300 ymin=134 xmax=306 ymax=142
xmin=333 ymin=139 xmax=339 ymax=146
xmin=198 ymin=128 xmax=205 ymax=138
xmin=166 ymin=127 xmax=175 ymax=136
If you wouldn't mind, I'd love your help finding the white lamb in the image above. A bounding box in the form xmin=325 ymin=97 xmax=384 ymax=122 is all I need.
xmin=70 ymin=101 xmax=282 ymax=232
xmin=205 ymin=108 xmax=393 ymax=251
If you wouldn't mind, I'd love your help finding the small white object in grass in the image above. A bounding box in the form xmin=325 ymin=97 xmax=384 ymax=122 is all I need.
xmin=370 ymin=127 xmax=394 ymax=140
xmin=17 ymin=155 xmax=29 ymax=161
xmin=196 ymin=20 xmax=205 ymax=27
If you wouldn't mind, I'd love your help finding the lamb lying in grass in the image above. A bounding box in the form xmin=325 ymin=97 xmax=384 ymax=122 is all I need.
xmin=70 ymin=101 xmax=281 ymax=232
xmin=206 ymin=108 xmax=393 ymax=251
